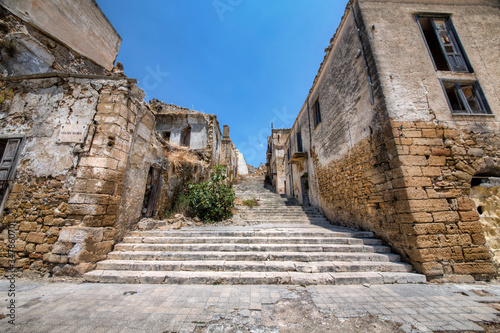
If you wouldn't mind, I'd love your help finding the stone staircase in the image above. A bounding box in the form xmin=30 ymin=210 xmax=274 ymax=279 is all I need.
xmin=84 ymin=176 xmax=426 ymax=285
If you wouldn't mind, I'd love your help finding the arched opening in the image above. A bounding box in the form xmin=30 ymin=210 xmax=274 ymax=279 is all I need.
xmin=470 ymin=168 xmax=500 ymax=265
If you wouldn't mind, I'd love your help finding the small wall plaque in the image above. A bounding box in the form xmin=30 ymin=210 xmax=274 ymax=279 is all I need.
xmin=57 ymin=124 xmax=87 ymax=143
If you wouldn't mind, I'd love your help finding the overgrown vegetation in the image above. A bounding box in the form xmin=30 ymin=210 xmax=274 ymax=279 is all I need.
xmin=242 ymin=198 xmax=259 ymax=208
xmin=187 ymin=165 xmax=235 ymax=223
xmin=162 ymin=191 xmax=191 ymax=219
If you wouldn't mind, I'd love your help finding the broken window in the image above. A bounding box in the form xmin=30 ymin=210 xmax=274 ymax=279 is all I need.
xmin=162 ymin=131 xmax=170 ymax=142
xmin=442 ymin=81 xmax=491 ymax=114
xmin=313 ymin=99 xmax=321 ymax=128
xmin=416 ymin=15 xmax=470 ymax=72
xmin=0 ymin=138 xmax=22 ymax=202
xmin=180 ymin=126 xmax=191 ymax=148
xmin=296 ymin=131 xmax=303 ymax=153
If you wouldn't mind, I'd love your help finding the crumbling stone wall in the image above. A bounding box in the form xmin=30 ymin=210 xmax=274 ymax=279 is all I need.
xmin=0 ymin=4 xmax=113 ymax=77
xmin=471 ymin=178 xmax=500 ymax=267
xmin=0 ymin=75 xmax=158 ymax=275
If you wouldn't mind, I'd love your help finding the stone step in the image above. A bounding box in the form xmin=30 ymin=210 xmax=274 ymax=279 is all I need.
xmin=113 ymin=243 xmax=391 ymax=253
xmin=107 ymin=250 xmax=401 ymax=262
xmin=96 ymin=260 xmax=413 ymax=273
xmin=129 ymin=230 xmax=376 ymax=238
xmin=84 ymin=270 xmax=426 ymax=285
xmin=122 ymin=236 xmax=383 ymax=245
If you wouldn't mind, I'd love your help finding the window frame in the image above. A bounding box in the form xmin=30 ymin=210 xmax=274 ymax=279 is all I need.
xmin=440 ymin=80 xmax=491 ymax=115
xmin=415 ymin=14 xmax=473 ymax=73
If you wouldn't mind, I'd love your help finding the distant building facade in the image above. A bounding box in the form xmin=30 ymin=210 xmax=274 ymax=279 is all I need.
xmin=266 ymin=128 xmax=290 ymax=194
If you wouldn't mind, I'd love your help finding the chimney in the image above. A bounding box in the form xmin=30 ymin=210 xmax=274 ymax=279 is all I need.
xmin=223 ymin=125 xmax=230 ymax=138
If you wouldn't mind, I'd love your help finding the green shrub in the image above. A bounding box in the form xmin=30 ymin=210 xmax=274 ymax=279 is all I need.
xmin=242 ymin=198 xmax=259 ymax=208
xmin=187 ymin=165 xmax=235 ymax=223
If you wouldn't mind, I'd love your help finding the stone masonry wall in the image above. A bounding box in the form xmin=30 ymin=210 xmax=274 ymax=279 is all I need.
xmin=0 ymin=76 xmax=154 ymax=276
xmin=315 ymin=117 xmax=499 ymax=280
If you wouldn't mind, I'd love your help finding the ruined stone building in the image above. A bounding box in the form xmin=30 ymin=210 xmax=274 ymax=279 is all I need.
xmin=266 ymin=128 xmax=290 ymax=194
xmin=0 ymin=0 xmax=243 ymax=276
xmin=270 ymin=0 xmax=500 ymax=281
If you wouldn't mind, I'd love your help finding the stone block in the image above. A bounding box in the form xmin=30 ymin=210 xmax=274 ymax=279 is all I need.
xmin=76 ymin=166 xmax=124 ymax=182
xmin=47 ymin=253 xmax=68 ymax=264
xmin=398 ymin=155 xmax=428 ymax=167
xmin=415 ymin=235 xmax=440 ymax=248
xmin=457 ymin=221 xmax=483 ymax=234
xmin=422 ymin=129 xmax=437 ymax=138
xmin=419 ymin=247 xmax=453 ymax=261
xmin=14 ymin=240 xmax=26 ymax=252
xmin=393 ymin=177 xmax=432 ymax=188
xmin=438 ymin=234 xmax=472 ymax=247
xmin=453 ymin=262 xmax=495 ymax=275
xmin=82 ymin=215 xmax=116 ymax=227
xmin=431 ymin=148 xmax=451 ymax=156
xmin=459 ymin=211 xmax=480 ymax=222
xmin=421 ymin=262 xmax=444 ymax=276
xmin=19 ymin=221 xmax=38 ymax=232
xmin=66 ymin=204 xmax=107 ymax=216
xmin=79 ymin=157 xmax=119 ymax=170
xmin=26 ymin=232 xmax=45 ymax=244
xmin=103 ymin=227 xmax=118 ymax=241
xmin=394 ymin=212 xmax=434 ymax=223
xmin=412 ymin=138 xmax=444 ymax=146
xmin=406 ymin=199 xmax=449 ymax=213
xmin=412 ymin=222 xmax=446 ymax=235
xmin=427 ymin=156 xmax=446 ymax=166
xmin=432 ymin=211 xmax=459 ymax=223
xmin=409 ymin=145 xmax=430 ymax=156
xmin=421 ymin=167 xmax=442 ymax=177
xmin=457 ymin=198 xmax=476 ymax=211
xmin=443 ymin=129 xmax=459 ymax=139
xmin=69 ymin=193 xmax=111 ymax=205
xmin=393 ymin=166 xmax=422 ymax=178
xmin=401 ymin=129 xmax=422 ymax=138
xmin=464 ymin=247 xmax=491 ymax=261
xmin=471 ymin=233 xmax=486 ymax=245
xmin=52 ymin=243 xmax=74 ymax=255
xmin=35 ymin=244 xmax=52 ymax=253
xmin=468 ymin=148 xmax=484 ymax=157
xmin=73 ymin=179 xmax=115 ymax=195
xmin=58 ymin=227 xmax=103 ymax=244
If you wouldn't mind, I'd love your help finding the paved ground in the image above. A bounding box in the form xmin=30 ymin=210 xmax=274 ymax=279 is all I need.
xmin=1 ymin=279 xmax=500 ymax=332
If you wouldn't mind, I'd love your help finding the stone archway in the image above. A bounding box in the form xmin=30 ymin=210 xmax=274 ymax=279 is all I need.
xmin=470 ymin=168 xmax=500 ymax=267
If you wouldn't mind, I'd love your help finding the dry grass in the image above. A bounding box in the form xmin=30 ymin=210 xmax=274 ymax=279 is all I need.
xmin=164 ymin=149 xmax=205 ymax=165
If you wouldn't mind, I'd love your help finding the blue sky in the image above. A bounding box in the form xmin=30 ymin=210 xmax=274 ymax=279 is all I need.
xmin=95 ymin=0 xmax=346 ymax=166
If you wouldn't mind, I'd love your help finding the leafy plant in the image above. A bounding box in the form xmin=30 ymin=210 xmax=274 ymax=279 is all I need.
xmin=242 ymin=198 xmax=259 ymax=208
xmin=187 ymin=165 xmax=235 ymax=223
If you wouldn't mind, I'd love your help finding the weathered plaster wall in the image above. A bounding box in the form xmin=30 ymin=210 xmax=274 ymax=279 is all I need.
xmin=0 ymin=0 xmax=121 ymax=70
xmin=0 ymin=76 xmax=155 ymax=275
xmin=0 ymin=4 xmax=114 ymax=77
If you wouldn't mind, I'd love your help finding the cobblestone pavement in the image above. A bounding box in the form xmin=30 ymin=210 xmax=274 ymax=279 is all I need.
xmin=1 ymin=280 xmax=500 ymax=332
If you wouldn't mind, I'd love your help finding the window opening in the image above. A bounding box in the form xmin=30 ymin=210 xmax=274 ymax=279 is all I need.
xmin=417 ymin=16 xmax=470 ymax=72
xmin=162 ymin=131 xmax=170 ymax=142
xmin=313 ymin=99 xmax=321 ymax=128
xmin=442 ymin=81 xmax=491 ymax=114
xmin=297 ymin=131 xmax=303 ymax=153
xmin=180 ymin=126 xmax=191 ymax=148
xmin=0 ymin=138 xmax=22 ymax=202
